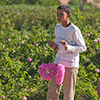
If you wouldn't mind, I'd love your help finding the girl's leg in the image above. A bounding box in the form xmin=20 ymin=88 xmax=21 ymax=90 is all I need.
xmin=47 ymin=76 xmax=62 ymax=100
xmin=63 ymin=68 xmax=78 ymax=100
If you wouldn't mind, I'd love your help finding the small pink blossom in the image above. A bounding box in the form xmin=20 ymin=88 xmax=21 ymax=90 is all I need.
xmin=6 ymin=15 xmax=8 ymax=18
xmin=98 ymin=38 xmax=100 ymax=43
xmin=2 ymin=96 xmax=5 ymax=99
xmin=19 ymin=38 xmax=21 ymax=40
xmin=25 ymin=88 xmax=27 ymax=91
xmin=75 ymin=21 xmax=77 ymax=23
xmin=18 ymin=61 xmax=20 ymax=63
xmin=96 ymin=48 xmax=98 ymax=50
xmin=87 ymin=34 xmax=90 ymax=37
xmin=96 ymin=69 xmax=100 ymax=73
xmin=25 ymin=35 xmax=28 ymax=38
xmin=17 ymin=12 xmax=20 ymax=15
xmin=22 ymin=57 xmax=24 ymax=59
xmin=89 ymin=49 xmax=92 ymax=53
xmin=91 ymin=43 xmax=93 ymax=46
xmin=23 ymin=96 xmax=27 ymax=100
xmin=90 ymin=32 xmax=93 ymax=34
xmin=35 ymin=44 xmax=39 ymax=46
xmin=98 ymin=38 xmax=100 ymax=41
xmin=94 ymin=39 xmax=98 ymax=42
xmin=1 ymin=7 xmax=2 ymax=9
xmin=28 ymin=58 xmax=32 ymax=62
xmin=21 ymin=41 xmax=24 ymax=44
xmin=8 ymin=38 xmax=11 ymax=41
xmin=97 ymin=23 xmax=99 ymax=25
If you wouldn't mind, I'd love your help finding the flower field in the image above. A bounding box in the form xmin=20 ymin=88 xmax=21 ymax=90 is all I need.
xmin=0 ymin=0 xmax=100 ymax=100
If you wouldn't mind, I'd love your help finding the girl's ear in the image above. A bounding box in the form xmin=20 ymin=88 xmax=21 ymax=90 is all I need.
xmin=68 ymin=14 xmax=71 ymax=18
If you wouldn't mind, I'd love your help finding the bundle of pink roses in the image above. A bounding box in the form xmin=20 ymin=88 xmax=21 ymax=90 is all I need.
xmin=38 ymin=63 xmax=65 ymax=85
xmin=56 ymin=64 xmax=65 ymax=85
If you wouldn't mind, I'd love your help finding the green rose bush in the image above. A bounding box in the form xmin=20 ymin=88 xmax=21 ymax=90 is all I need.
xmin=0 ymin=3 xmax=100 ymax=100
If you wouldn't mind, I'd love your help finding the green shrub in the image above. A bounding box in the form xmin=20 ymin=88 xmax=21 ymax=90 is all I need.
xmin=0 ymin=3 xmax=100 ymax=100
xmin=0 ymin=0 xmax=61 ymax=6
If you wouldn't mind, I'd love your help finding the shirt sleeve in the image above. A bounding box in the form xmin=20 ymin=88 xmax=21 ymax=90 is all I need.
xmin=66 ymin=29 xmax=87 ymax=53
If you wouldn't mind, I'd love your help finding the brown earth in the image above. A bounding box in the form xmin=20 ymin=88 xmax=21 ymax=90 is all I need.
xmin=58 ymin=0 xmax=100 ymax=7
xmin=87 ymin=0 xmax=100 ymax=7
xmin=58 ymin=0 xmax=70 ymax=4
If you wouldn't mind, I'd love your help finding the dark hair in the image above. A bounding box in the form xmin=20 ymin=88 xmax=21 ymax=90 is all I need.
xmin=57 ymin=4 xmax=71 ymax=14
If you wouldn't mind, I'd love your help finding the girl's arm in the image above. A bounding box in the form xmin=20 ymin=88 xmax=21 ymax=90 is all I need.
xmin=66 ymin=29 xmax=87 ymax=53
xmin=58 ymin=29 xmax=87 ymax=53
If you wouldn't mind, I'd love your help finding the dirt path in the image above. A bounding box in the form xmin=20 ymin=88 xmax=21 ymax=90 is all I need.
xmin=87 ymin=0 xmax=100 ymax=7
xmin=58 ymin=0 xmax=69 ymax=4
xmin=58 ymin=0 xmax=100 ymax=7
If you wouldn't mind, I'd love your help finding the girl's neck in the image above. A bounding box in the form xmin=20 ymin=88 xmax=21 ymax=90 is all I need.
xmin=62 ymin=21 xmax=71 ymax=27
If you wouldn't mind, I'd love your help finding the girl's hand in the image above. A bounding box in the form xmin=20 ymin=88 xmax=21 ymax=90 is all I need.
xmin=47 ymin=41 xmax=58 ymax=50
xmin=59 ymin=40 xmax=68 ymax=50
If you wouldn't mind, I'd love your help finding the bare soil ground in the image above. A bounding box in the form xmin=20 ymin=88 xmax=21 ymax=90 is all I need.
xmin=58 ymin=0 xmax=100 ymax=7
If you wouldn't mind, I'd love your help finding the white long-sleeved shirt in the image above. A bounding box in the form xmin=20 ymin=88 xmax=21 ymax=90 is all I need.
xmin=54 ymin=23 xmax=87 ymax=69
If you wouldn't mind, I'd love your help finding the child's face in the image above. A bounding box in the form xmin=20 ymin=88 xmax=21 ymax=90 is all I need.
xmin=57 ymin=9 xmax=68 ymax=23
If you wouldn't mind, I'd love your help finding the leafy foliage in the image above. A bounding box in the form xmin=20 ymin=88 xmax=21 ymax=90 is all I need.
xmin=0 ymin=0 xmax=60 ymax=6
xmin=0 ymin=1 xmax=100 ymax=100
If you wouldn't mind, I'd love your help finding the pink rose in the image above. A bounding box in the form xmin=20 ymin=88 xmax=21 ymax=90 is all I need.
xmin=89 ymin=49 xmax=92 ymax=53
xmin=23 ymin=96 xmax=27 ymax=100
xmin=91 ymin=43 xmax=93 ymax=46
xmin=35 ymin=44 xmax=39 ymax=46
xmin=98 ymin=38 xmax=100 ymax=43
xmin=17 ymin=12 xmax=20 ymax=15
xmin=21 ymin=41 xmax=24 ymax=44
xmin=2 ymin=96 xmax=5 ymax=99
xmin=96 ymin=69 xmax=100 ymax=73
xmin=90 ymin=32 xmax=93 ymax=34
xmin=25 ymin=35 xmax=28 ymax=38
xmin=94 ymin=39 xmax=98 ymax=42
xmin=6 ymin=15 xmax=8 ymax=18
xmin=28 ymin=58 xmax=32 ymax=62
xmin=18 ymin=61 xmax=20 ymax=63
xmin=87 ymin=34 xmax=90 ymax=37
xmin=8 ymin=38 xmax=11 ymax=41
xmin=19 ymin=38 xmax=21 ymax=40
xmin=97 ymin=23 xmax=99 ymax=25
xmin=96 ymin=48 xmax=98 ymax=50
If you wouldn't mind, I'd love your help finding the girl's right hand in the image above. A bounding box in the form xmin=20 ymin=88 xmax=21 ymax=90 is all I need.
xmin=47 ymin=41 xmax=58 ymax=50
xmin=59 ymin=40 xmax=68 ymax=50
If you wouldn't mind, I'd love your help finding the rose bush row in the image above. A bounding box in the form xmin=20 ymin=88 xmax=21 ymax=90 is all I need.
xmin=0 ymin=0 xmax=60 ymax=6
xmin=0 ymin=3 xmax=100 ymax=100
